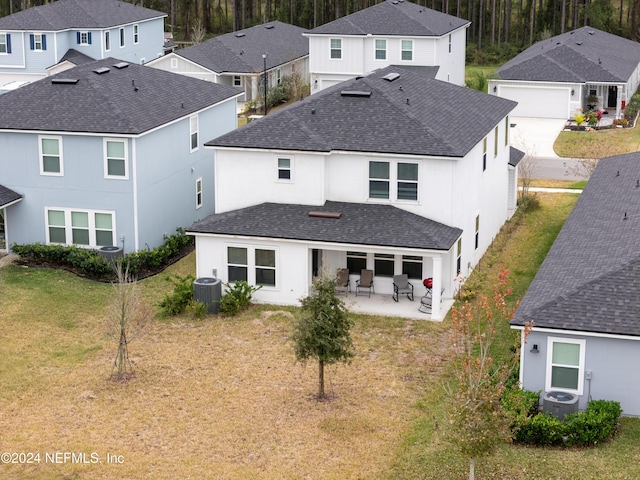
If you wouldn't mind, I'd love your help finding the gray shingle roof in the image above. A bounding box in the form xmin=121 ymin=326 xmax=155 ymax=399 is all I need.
xmin=0 ymin=58 xmax=241 ymax=134
xmin=206 ymin=66 xmax=516 ymax=157
xmin=307 ymin=0 xmax=469 ymax=36
xmin=55 ymin=48 xmax=94 ymax=65
xmin=497 ymin=26 xmax=640 ymax=83
xmin=175 ymin=21 xmax=308 ymax=74
xmin=187 ymin=201 xmax=462 ymax=250
xmin=0 ymin=0 xmax=166 ymax=31
xmin=511 ymin=153 xmax=640 ymax=336
xmin=509 ymin=147 xmax=525 ymax=167
xmin=0 ymin=184 xmax=22 ymax=208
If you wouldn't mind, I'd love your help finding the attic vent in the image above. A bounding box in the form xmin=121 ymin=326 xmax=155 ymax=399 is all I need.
xmin=308 ymin=211 xmax=342 ymax=219
xmin=383 ymin=72 xmax=400 ymax=82
xmin=51 ymin=78 xmax=78 ymax=84
xmin=235 ymin=32 xmax=246 ymax=37
xmin=93 ymin=67 xmax=110 ymax=74
xmin=340 ymin=90 xmax=371 ymax=97
xmin=113 ymin=62 xmax=129 ymax=69
xmin=264 ymin=24 xmax=274 ymax=29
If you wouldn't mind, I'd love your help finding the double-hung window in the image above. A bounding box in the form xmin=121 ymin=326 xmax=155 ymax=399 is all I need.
xmin=448 ymin=34 xmax=452 ymax=53
xmin=46 ymin=208 xmax=115 ymax=247
xmin=77 ymin=31 xmax=91 ymax=45
xmin=401 ymin=40 xmax=413 ymax=61
xmin=133 ymin=24 xmax=139 ymax=44
xmin=277 ymin=157 xmax=292 ymax=180
xmin=494 ymin=127 xmax=499 ymax=157
xmin=369 ymin=161 xmax=390 ymax=199
xmin=255 ymin=249 xmax=276 ymax=286
xmin=105 ymin=31 xmax=110 ymax=51
xmin=39 ymin=136 xmax=63 ymax=176
xmin=227 ymin=246 xmax=277 ymax=287
xmin=375 ymin=39 xmax=386 ymax=60
xmin=456 ymin=238 xmax=462 ymax=274
xmin=104 ymin=139 xmax=128 ymax=179
xmin=374 ymin=253 xmax=394 ymax=277
xmin=505 ymin=117 xmax=509 ymax=146
xmin=233 ymin=75 xmax=242 ymax=87
xmin=546 ymin=337 xmax=586 ymax=394
xmin=482 ymin=137 xmax=487 ymax=171
xmin=330 ymin=38 xmax=342 ymax=59
xmin=119 ymin=27 xmax=125 ymax=47
xmin=0 ymin=33 xmax=11 ymax=54
xmin=402 ymin=255 xmax=422 ymax=280
xmin=346 ymin=251 xmax=367 ymax=275
xmin=475 ymin=215 xmax=480 ymax=250
xmin=397 ymin=163 xmax=418 ymax=200
xmin=190 ymin=115 xmax=198 ymax=151
xmin=30 ymin=33 xmax=46 ymax=51
xmin=228 ymin=247 xmax=248 ymax=282
xmin=195 ymin=178 xmax=203 ymax=208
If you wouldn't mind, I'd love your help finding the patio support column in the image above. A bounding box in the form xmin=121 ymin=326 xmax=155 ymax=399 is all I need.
xmin=431 ymin=256 xmax=443 ymax=319
xmin=250 ymin=75 xmax=258 ymax=103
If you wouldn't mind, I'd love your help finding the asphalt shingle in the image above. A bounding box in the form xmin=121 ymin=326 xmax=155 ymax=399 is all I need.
xmin=0 ymin=185 xmax=22 ymax=208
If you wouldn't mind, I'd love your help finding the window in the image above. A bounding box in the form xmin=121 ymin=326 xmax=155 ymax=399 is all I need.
xmin=456 ymin=238 xmax=462 ymax=274
xmin=402 ymin=255 xmax=422 ymax=280
xmin=546 ymin=337 xmax=586 ymax=394
xmin=330 ymin=38 xmax=342 ymax=59
xmin=133 ymin=24 xmax=139 ymax=44
xmin=255 ymin=249 xmax=276 ymax=286
xmin=369 ymin=161 xmax=390 ymax=199
xmin=228 ymin=247 xmax=248 ymax=282
xmin=77 ymin=31 xmax=91 ymax=45
xmin=482 ymin=137 xmax=487 ymax=171
xmin=195 ymin=178 xmax=202 ymax=208
xmin=30 ymin=33 xmax=46 ymax=51
xmin=171 ymin=57 xmax=178 ymax=69
xmin=401 ymin=40 xmax=412 ymax=61
xmin=40 ymin=136 xmax=63 ymax=175
xmin=448 ymin=34 xmax=452 ymax=53
xmin=277 ymin=157 xmax=291 ymax=180
xmin=494 ymin=127 xmax=498 ymax=157
xmin=374 ymin=253 xmax=394 ymax=277
xmin=119 ymin=27 xmax=125 ymax=47
xmin=0 ymin=33 xmax=11 ymax=54
xmin=105 ymin=31 xmax=110 ymax=51
xmin=190 ymin=115 xmax=198 ymax=151
xmin=233 ymin=75 xmax=242 ymax=87
xmin=46 ymin=208 xmax=115 ymax=247
xmin=397 ymin=163 xmax=418 ymax=200
xmin=104 ymin=139 xmax=128 ymax=179
xmin=276 ymin=69 xmax=281 ymax=85
xmin=346 ymin=251 xmax=367 ymax=275
xmin=475 ymin=215 xmax=480 ymax=250
xmin=375 ymin=39 xmax=386 ymax=60
xmin=505 ymin=117 xmax=509 ymax=146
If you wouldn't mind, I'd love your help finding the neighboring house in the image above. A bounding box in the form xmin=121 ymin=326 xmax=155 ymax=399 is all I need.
xmin=187 ymin=66 xmax=517 ymax=320
xmin=511 ymin=153 xmax=640 ymax=416
xmin=304 ymin=0 xmax=469 ymax=93
xmin=0 ymin=58 xmax=242 ymax=254
xmin=489 ymin=26 xmax=640 ymax=120
xmin=0 ymin=0 xmax=166 ymax=86
xmin=147 ymin=21 xmax=309 ymax=104
xmin=45 ymin=48 xmax=94 ymax=75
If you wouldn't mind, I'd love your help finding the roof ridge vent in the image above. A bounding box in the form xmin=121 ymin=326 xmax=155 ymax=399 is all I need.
xmin=383 ymin=72 xmax=400 ymax=82
xmin=235 ymin=32 xmax=246 ymax=37
xmin=340 ymin=90 xmax=371 ymax=97
xmin=93 ymin=67 xmax=110 ymax=74
xmin=308 ymin=211 xmax=342 ymax=219
xmin=51 ymin=78 xmax=79 ymax=84
xmin=113 ymin=62 xmax=129 ymax=69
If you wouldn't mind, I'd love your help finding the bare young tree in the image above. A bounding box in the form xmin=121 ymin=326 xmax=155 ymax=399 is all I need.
xmin=191 ymin=17 xmax=207 ymax=44
xmin=106 ymin=260 xmax=149 ymax=382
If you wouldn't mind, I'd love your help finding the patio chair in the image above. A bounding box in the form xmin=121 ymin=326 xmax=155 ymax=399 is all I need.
xmin=355 ymin=269 xmax=374 ymax=297
xmin=419 ymin=287 xmax=445 ymax=313
xmin=392 ymin=274 xmax=414 ymax=302
xmin=336 ymin=268 xmax=351 ymax=296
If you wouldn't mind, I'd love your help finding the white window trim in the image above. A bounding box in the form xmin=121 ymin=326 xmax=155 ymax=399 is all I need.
xmin=103 ymin=138 xmax=129 ymax=180
xmin=195 ymin=177 xmax=203 ymax=209
xmin=119 ymin=27 xmax=125 ymax=48
xmin=171 ymin=57 xmax=178 ymax=69
xmin=276 ymin=156 xmax=293 ymax=182
xmin=38 ymin=135 xmax=64 ymax=176
xmin=45 ymin=207 xmax=116 ymax=248
xmin=367 ymin=160 xmax=419 ymax=203
xmin=233 ymin=75 xmax=242 ymax=86
xmin=190 ymin=114 xmax=199 ymax=152
xmin=545 ymin=336 xmax=586 ymax=395
xmin=33 ymin=33 xmax=43 ymax=51
xmin=79 ymin=31 xmax=90 ymax=45
xmin=133 ymin=24 xmax=139 ymax=44
xmin=374 ymin=38 xmax=387 ymax=61
xmin=226 ymin=244 xmax=279 ymax=289
xmin=0 ymin=33 xmax=7 ymax=55
xmin=330 ymin=38 xmax=342 ymax=60
xmin=105 ymin=30 xmax=111 ymax=52
xmin=401 ymin=39 xmax=413 ymax=61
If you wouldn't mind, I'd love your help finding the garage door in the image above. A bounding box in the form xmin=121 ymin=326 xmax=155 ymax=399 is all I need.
xmin=499 ymin=86 xmax=570 ymax=119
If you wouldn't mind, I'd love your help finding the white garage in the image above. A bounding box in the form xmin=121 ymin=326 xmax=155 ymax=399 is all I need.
xmin=497 ymin=85 xmax=571 ymax=119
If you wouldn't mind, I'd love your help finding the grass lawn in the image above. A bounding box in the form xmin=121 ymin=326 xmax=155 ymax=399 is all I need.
xmin=554 ymin=123 xmax=640 ymax=159
xmin=1 ymin=193 xmax=639 ymax=479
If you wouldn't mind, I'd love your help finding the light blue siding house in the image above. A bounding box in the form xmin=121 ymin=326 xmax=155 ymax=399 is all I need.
xmin=512 ymin=152 xmax=640 ymax=416
xmin=0 ymin=0 xmax=166 ymax=86
xmin=0 ymin=58 xmax=242 ymax=254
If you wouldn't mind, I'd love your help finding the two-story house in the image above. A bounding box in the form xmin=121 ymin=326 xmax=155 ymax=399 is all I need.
xmin=0 ymin=0 xmax=166 ymax=86
xmin=304 ymin=0 xmax=469 ymax=93
xmin=0 ymin=58 xmax=242 ymax=254
xmin=187 ymin=66 xmax=517 ymax=320
xmin=148 ymin=21 xmax=309 ymax=106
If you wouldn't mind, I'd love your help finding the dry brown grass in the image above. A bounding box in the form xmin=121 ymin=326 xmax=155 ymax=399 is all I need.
xmin=0 ymin=259 xmax=451 ymax=479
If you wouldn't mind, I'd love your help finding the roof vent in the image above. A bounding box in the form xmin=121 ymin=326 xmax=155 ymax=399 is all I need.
xmin=383 ymin=72 xmax=400 ymax=82
xmin=264 ymin=24 xmax=274 ymax=29
xmin=51 ymin=78 xmax=79 ymax=84
xmin=589 ymin=30 xmax=594 ymax=34
xmin=576 ymin=41 xmax=583 ymax=45
xmin=113 ymin=62 xmax=129 ymax=69
xmin=93 ymin=67 xmax=110 ymax=75
xmin=391 ymin=1 xmax=398 ymax=4
xmin=235 ymin=32 xmax=245 ymax=37
xmin=308 ymin=211 xmax=342 ymax=219
xmin=340 ymin=90 xmax=371 ymax=97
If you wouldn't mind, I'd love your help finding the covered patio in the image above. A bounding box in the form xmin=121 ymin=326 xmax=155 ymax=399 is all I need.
xmin=0 ymin=185 xmax=23 ymax=252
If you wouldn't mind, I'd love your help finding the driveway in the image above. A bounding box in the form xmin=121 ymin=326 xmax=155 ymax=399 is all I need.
xmin=510 ymin=116 xmax=566 ymax=158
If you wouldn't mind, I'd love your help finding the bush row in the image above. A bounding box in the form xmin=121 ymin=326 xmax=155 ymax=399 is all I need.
xmin=12 ymin=228 xmax=194 ymax=281
xmin=624 ymin=88 xmax=640 ymax=126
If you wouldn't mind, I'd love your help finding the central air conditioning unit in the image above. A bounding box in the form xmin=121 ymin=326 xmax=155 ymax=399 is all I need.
xmin=543 ymin=391 xmax=579 ymax=420
xmin=193 ymin=277 xmax=222 ymax=314
xmin=98 ymin=245 xmax=123 ymax=262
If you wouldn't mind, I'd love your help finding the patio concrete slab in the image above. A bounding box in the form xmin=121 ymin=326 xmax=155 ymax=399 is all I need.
xmin=338 ymin=292 xmax=452 ymax=321
xmin=509 ymin=116 xmax=567 ymax=158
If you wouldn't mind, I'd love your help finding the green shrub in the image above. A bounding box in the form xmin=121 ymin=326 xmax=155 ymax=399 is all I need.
xmin=158 ymin=274 xmax=196 ymax=317
xmin=514 ymin=412 xmax=565 ymax=446
xmin=219 ymin=281 xmax=261 ymax=316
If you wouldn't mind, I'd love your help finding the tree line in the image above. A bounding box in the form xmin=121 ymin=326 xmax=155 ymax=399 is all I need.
xmin=3 ymin=0 xmax=640 ymax=56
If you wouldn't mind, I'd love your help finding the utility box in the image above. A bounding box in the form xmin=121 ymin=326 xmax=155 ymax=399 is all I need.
xmin=193 ymin=277 xmax=221 ymax=314
xmin=98 ymin=245 xmax=123 ymax=263
xmin=543 ymin=391 xmax=579 ymax=420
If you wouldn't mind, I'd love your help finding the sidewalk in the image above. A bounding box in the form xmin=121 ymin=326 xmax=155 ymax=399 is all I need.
xmin=525 ymin=187 xmax=583 ymax=193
